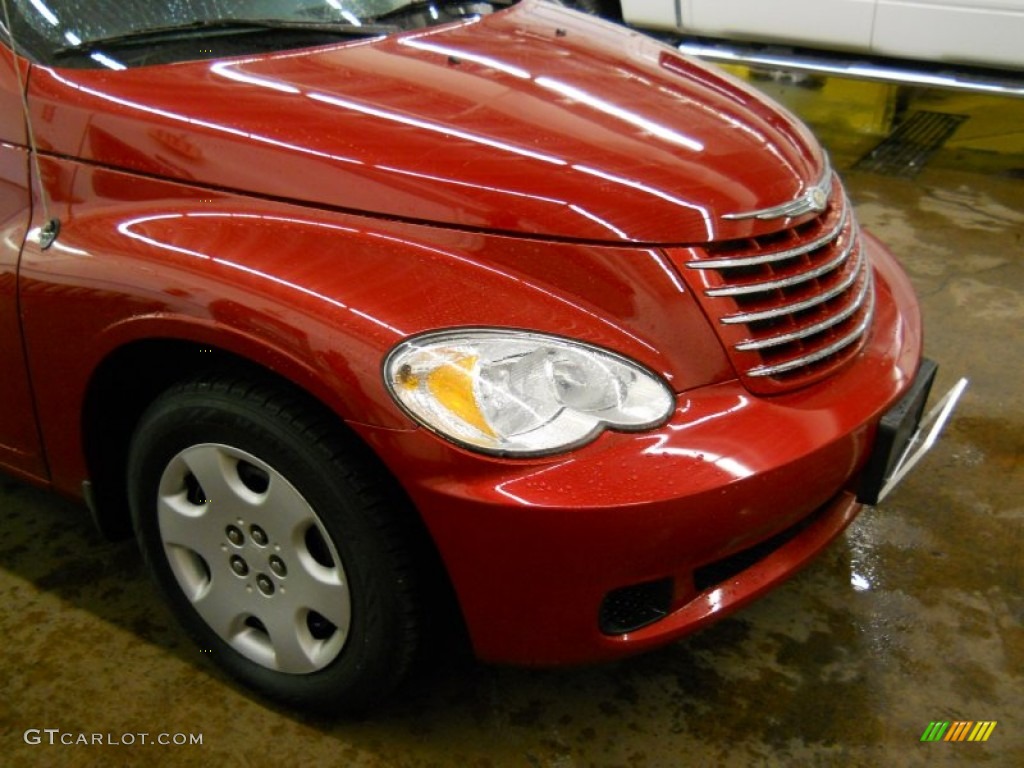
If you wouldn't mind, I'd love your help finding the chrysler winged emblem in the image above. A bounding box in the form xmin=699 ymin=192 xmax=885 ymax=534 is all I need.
xmin=723 ymin=157 xmax=833 ymax=221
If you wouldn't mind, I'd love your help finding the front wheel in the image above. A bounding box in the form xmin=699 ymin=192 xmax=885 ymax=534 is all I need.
xmin=128 ymin=375 xmax=420 ymax=712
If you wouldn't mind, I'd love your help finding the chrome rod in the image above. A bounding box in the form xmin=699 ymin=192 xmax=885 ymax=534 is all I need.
xmin=746 ymin=288 xmax=875 ymax=377
xmin=705 ymin=230 xmax=856 ymax=297
xmin=721 ymin=245 xmax=865 ymax=324
xmin=676 ymin=41 xmax=1024 ymax=99
xmin=735 ymin=272 xmax=871 ymax=351
xmin=691 ymin=204 xmax=849 ymax=270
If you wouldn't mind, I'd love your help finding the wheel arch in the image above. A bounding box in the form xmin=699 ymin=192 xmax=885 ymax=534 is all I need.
xmin=80 ymin=336 xmax=393 ymax=537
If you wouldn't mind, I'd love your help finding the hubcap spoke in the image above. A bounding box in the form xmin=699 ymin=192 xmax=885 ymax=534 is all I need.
xmin=178 ymin=444 xmax=254 ymax=515
xmin=293 ymin=553 xmax=351 ymax=632
xmin=262 ymin=608 xmax=320 ymax=673
xmin=191 ymin=576 xmax=248 ymax=641
xmin=158 ymin=492 xmax=220 ymax=556
xmin=261 ymin=474 xmax=322 ymax=540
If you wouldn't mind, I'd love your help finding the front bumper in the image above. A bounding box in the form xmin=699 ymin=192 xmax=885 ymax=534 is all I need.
xmin=355 ymin=233 xmax=943 ymax=665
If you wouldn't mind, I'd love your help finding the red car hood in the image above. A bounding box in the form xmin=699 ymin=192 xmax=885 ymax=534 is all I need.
xmin=29 ymin=1 xmax=824 ymax=243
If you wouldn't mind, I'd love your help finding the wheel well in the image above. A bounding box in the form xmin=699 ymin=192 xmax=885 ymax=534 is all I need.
xmin=82 ymin=341 xmax=258 ymax=537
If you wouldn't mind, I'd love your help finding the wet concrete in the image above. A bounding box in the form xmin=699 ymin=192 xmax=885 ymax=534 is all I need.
xmin=2 ymin=88 xmax=1022 ymax=766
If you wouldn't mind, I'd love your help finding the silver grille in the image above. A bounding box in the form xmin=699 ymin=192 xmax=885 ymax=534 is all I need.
xmin=682 ymin=181 xmax=875 ymax=392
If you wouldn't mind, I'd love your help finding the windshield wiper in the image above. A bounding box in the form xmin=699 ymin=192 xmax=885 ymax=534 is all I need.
xmin=53 ymin=17 xmax=397 ymax=58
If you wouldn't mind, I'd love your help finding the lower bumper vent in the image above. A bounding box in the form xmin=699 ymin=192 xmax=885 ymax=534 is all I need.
xmin=599 ymin=579 xmax=673 ymax=635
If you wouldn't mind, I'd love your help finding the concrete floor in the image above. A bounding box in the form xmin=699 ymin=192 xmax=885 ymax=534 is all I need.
xmin=2 ymin=80 xmax=1022 ymax=767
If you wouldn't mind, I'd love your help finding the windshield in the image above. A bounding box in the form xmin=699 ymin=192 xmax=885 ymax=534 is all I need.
xmin=2 ymin=0 xmax=505 ymax=68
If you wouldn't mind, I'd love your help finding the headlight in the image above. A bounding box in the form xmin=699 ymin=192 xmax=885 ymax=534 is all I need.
xmin=384 ymin=330 xmax=674 ymax=456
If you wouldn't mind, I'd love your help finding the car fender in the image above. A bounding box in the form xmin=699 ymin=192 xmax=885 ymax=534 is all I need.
xmin=19 ymin=159 xmax=731 ymax=498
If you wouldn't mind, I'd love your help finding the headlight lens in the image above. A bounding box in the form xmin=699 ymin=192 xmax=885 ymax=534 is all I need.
xmin=384 ymin=330 xmax=674 ymax=456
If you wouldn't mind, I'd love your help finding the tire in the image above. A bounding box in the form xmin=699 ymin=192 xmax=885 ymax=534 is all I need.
xmin=127 ymin=374 xmax=420 ymax=712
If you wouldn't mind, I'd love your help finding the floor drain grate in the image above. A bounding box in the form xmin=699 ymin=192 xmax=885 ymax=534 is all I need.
xmin=853 ymin=111 xmax=968 ymax=177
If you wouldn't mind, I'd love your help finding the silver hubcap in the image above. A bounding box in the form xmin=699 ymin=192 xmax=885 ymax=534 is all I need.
xmin=156 ymin=443 xmax=350 ymax=673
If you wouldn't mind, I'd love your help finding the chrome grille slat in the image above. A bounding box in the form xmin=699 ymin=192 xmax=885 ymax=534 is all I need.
xmin=688 ymin=206 xmax=848 ymax=270
xmin=704 ymin=232 xmax=856 ymax=297
xmin=721 ymin=244 xmax=864 ymax=324
xmin=735 ymin=270 xmax=872 ymax=351
xmin=746 ymin=284 xmax=876 ymax=377
xmin=679 ymin=185 xmax=876 ymax=390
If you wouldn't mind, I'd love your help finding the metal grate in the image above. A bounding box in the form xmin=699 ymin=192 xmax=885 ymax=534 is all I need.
xmin=680 ymin=176 xmax=874 ymax=394
xmin=853 ymin=111 xmax=968 ymax=177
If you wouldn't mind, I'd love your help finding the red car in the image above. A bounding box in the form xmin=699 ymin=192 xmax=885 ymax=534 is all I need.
xmin=0 ymin=0 xmax=963 ymax=710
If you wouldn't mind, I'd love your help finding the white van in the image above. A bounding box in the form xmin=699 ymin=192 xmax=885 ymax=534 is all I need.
xmin=593 ymin=0 xmax=1024 ymax=73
